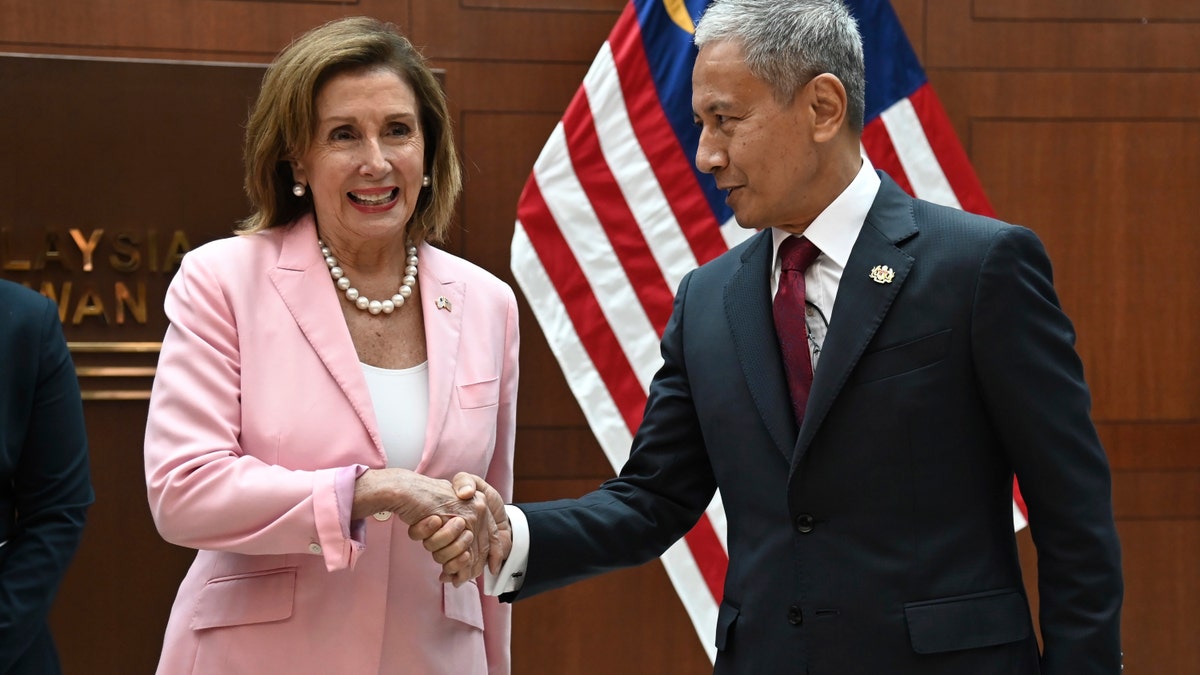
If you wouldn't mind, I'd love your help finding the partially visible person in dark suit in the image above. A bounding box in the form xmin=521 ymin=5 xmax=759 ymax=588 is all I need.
xmin=416 ymin=0 xmax=1123 ymax=672
xmin=0 ymin=279 xmax=93 ymax=674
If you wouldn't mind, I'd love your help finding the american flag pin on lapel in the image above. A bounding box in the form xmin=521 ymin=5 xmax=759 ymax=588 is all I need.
xmin=869 ymin=265 xmax=895 ymax=284
xmin=436 ymin=296 xmax=452 ymax=312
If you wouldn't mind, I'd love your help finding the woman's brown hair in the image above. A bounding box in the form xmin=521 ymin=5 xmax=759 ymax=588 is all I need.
xmin=239 ymin=16 xmax=461 ymax=243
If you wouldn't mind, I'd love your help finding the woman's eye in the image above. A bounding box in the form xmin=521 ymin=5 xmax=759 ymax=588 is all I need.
xmin=387 ymin=123 xmax=411 ymax=137
xmin=329 ymin=128 xmax=355 ymax=142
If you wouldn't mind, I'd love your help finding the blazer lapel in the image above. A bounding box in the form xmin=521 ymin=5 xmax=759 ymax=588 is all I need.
xmin=267 ymin=216 xmax=386 ymax=461
xmin=791 ymin=175 xmax=918 ymax=469
xmin=413 ymin=245 xmax=464 ymax=472
xmin=724 ymin=229 xmax=797 ymax=461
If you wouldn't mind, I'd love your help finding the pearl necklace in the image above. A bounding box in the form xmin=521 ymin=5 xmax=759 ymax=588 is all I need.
xmin=319 ymin=239 xmax=418 ymax=315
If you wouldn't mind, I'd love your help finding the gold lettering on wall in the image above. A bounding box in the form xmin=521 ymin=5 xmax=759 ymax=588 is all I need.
xmin=162 ymin=230 xmax=191 ymax=272
xmin=72 ymin=287 xmax=107 ymax=325
xmin=110 ymin=233 xmax=141 ymax=272
xmin=1 ymin=226 xmax=196 ymax=327
xmin=69 ymin=228 xmax=104 ymax=272
xmin=114 ymin=281 xmax=148 ymax=325
xmin=42 ymin=229 xmax=70 ymax=271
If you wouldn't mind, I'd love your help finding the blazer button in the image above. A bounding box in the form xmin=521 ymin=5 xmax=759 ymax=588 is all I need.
xmin=787 ymin=605 xmax=803 ymax=625
xmin=794 ymin=514 xmax=815 ymax=533
xmin=308 ymin=542 xmax=323 ymax=555
xmin=373 ymin=511 xmax=392 ymax=521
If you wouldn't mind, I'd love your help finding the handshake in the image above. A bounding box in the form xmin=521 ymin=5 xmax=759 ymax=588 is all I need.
xmin=353 ymin=469 xmax=511 ymax=586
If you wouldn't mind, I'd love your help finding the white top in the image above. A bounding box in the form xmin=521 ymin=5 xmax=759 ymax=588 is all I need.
xmin=360 ymin=361 xmax=429 ymax=471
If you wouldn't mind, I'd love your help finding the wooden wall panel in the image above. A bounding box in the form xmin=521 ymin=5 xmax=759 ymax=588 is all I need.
xmin=929 ymin=71 xmax=1200 ymax=150
xmin=1101 ymin=422 xmax=1200 ymax=470
xmin=1114 ymin=522 xmax=1200 ymax=673
xmin=974 ymin=0 xmax=1200 ymax=21
xmin=465 ymin=0 xmax=617 ymax=10
xmin=971 ymin=120 xmax=1200 ymax=420
xmin=925 ymin=0 xmax=1200 ymax=70
xmin=0 ymin=0 xmax=357 ymax=60
xmin=413 ymin=1 xmax=620 ymax=61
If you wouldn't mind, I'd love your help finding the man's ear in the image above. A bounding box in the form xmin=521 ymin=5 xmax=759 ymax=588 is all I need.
xmin=808 ymin=73 xmax=848 ymax=143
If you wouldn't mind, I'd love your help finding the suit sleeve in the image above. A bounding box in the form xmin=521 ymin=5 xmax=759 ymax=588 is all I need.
xmin=144 ymin=252 xmax=359 ymax=571
xmin=509 ymin=271 xmax=718 ymax=600
xmin=480 ymin=284 xmax=518 ymax=673
xmin=971 ymin=226 xmax=1122 ymax=673
xmin=0 ymin=299 xmax=93 ymax=671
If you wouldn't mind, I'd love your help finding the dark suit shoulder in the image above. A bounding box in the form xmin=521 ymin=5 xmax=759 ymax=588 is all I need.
xmin=0 ymin=278 xmax=55 ymax=321
xmin=901 ymin=196 xmax=1044 ymax=269
xmin=872 ymin=172 xmax=1023 ymax=249
xmin=0 ymin=279 xmax=59 ymax=351
xmin=686 ymin=229 xmax=770 ymax=286
xmin=912 ymin=197 xmax=1011 ymax=233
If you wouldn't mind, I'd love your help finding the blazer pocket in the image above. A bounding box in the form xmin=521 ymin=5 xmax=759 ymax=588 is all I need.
xmin=457 ymin=377 xmax=500 ymax=410
xmin=850 ymin=329 xmax=952 ymax=385
xmin=715 ymin=600 xmax=740 ymax=651
xmin=443 ymin=581 xmax=485 ymax=631
xmin=904 ymin=587 xmax=1031 ymax=654
xmin=191 ymin=567 xmax=296 ymax=630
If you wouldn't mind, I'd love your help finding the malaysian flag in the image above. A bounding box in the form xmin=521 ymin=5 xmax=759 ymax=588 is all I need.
xmin=510 ymin=0 xmax=1026 ymax=660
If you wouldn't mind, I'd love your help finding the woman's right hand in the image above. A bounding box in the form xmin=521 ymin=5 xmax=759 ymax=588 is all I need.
xmin=352 ymin=468 xmax=502 ymax=582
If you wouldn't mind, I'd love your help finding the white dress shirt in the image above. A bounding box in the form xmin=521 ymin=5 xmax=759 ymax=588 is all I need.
xmin=769 ymin=158 xmax=880 ymax=367
xmin=485 ymin=158 xmax=882 ymax=596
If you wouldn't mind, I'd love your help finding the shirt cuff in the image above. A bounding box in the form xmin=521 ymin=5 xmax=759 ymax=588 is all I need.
xmin=483 ymin=505 xmax=529 ymax=596
xmin=335 ymin=464 xmax=371 ymax=545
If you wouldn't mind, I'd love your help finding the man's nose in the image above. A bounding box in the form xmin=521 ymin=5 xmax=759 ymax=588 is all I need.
xmin=695 ymin=130 xmax=726 ymax=174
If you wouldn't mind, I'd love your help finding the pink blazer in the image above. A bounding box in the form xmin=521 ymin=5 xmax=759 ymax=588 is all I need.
xmin=145 ymin=216 xmax=517 ymax=674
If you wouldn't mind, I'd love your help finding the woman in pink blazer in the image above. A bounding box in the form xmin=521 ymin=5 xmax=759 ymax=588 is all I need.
xmin=144 ymin=17 xmax=516 ymax=674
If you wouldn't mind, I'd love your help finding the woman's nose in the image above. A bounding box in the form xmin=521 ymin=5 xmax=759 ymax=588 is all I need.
xmin=359 ymin=139 xmax=389 ymax=176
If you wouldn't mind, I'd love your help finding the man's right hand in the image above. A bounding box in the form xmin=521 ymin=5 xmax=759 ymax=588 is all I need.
xmin=409 ymin=472 xmax=511 ymax=585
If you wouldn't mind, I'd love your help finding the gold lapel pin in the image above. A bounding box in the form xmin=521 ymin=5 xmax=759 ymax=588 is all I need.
xmin=869 ymin=265 xmax=895 ymax=284
xmin=436 ymin=296 xmax=452 ymax=312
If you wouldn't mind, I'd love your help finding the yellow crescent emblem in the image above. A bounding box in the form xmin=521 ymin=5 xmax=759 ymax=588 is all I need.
xmin=663 ymin=0 xmax=696 ymax=34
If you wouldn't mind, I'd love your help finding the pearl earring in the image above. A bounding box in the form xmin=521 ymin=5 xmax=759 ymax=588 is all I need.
xmin=292 ymin=183 xmax=306 ymax=197
xmin=422 ymin=175 xmax=431 ymax=188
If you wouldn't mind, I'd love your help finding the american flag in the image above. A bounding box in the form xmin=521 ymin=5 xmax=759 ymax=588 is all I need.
xmin=510 ymin=0 xmax=1027 ymax=661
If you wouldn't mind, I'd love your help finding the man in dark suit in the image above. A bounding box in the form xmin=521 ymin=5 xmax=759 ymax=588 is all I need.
xmin=0 ymin=279 xmax=93 ymax=674
xmin=417 ymin=0 xmax=1122 ymax=672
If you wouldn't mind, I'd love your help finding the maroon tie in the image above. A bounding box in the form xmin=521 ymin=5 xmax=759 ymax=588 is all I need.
xmin=774 ymin=236 xmax=821 ymax=426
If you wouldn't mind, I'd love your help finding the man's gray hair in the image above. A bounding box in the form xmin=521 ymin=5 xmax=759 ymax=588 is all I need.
xmin=694 ymin=0 xmax=866 ymax=131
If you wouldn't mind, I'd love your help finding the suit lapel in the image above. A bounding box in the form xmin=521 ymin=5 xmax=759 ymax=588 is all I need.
xmin=414 ymin=245 xmax=464 ymax=472
xmin=792 ymin=175 xmax=918 ymax=468
xmin=267 ymin=216 xmax=385 ymax=461
xmin=724 ymin=229 xmax=797 ymax=460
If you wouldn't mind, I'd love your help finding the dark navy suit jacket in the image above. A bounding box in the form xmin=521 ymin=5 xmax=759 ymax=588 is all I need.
xmin=506 ymin=175 xmax=1122 ymax=674
xmin=0 ymin=280 xmax=92 ymax=674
